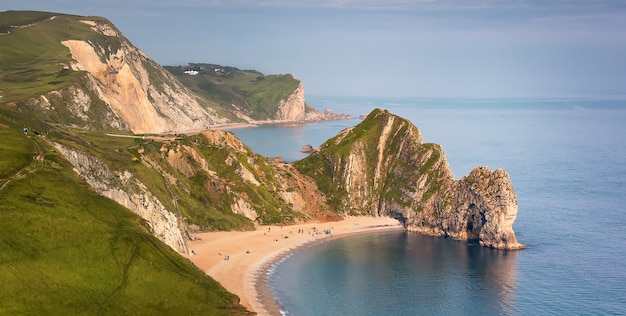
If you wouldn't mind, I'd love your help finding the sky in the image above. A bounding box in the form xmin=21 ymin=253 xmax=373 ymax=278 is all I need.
xmin=3 ymin=0 xmax=626 ymax=98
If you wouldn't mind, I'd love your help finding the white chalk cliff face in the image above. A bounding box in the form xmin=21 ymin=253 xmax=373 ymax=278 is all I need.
xmin=15 ymin=17 xmax=325 ymax=133
xmin=52 ymin=143 xmax=189 ymax=254
xmin=59 ymin=20 xmax=227 ymax=134
xmin=276 ymin=80 xmax=306 ymax=121
xmin=296 ymin=109 xmax=525 ymax=250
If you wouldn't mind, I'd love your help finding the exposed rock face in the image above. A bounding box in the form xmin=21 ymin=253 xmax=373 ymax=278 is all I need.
xmin=276 ymin=80 xmax=306 ymax=121
xmin=52 ymin=143 xmax=190 ymax=254
xmin=49 ymin=128 xmax=337 ymax=254
xmin=295 ymin=109 xmax=524 ymax=250
xmin=56 ymin=19 xmax=226 ymax=134
xmin=187 ymin=130 xmax=336 ymax=223
xmin=300 ymin=144 xmax=315 ymax=153
xmin=458 ymin=167 xmax=522 ymax=249
xmin=5 ymin=14 xmax=342 ymax=134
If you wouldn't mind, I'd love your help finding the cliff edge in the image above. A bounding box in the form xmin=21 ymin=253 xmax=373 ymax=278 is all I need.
xmin=295 ymin=109 xmax=524 ymax=250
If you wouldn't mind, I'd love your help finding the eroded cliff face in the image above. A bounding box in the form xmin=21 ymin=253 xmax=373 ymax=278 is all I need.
xmin=295 ymin=109 xmax=524 ymax=250
xmin=27 ymin=19 xmax=225 ymax=134
xmin=52 ymin=143 xmax=190 ymax=254
xmin=50 ymin=128 xmax=337 ymax=254
xmin=183 ymin=130 xmax=336 ymax=223
xmin=276 ymin=80 xmax=306 ymax=121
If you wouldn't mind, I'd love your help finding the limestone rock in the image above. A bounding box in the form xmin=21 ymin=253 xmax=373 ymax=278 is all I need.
xmin=295 ymin=109 xmax=525 ymax=250
xmin=300 ymin=144 xmax=315 ymax=153
xmin=60 ymin=33 xmax=226 ymax=134
xmin=52 ymin=143 xmax=190 ymax=254
xmin=276 ymin=80 xmax=306 ymax=121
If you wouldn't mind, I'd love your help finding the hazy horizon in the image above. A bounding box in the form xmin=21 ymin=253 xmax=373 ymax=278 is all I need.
xmin=3 ymin=1 xmax=626 ymax=98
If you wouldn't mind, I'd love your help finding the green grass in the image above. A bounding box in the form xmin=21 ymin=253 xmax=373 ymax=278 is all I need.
xmin=0 ymin=12 xmax=93 ymax=103
xmin=295 ymin=108 xmax=456 ymax=215
xmin=0 ymin=131 xmax=251 ymax=315
xmin=51 ymin=128 xmax=301 ymax=230
xmin=164 ymin=64 xmax=300 ymax=120
xmin=0 ymin=129 xmax=35 ymax=178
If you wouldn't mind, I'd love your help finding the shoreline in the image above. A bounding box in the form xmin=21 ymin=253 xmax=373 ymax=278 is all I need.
xmin=105 ymin=116 xmax=356 ymax=141
xmin=254 ymin=223 xmax=405 ymax=316
xmin=185 ymin=216 xmax=402 ymax=316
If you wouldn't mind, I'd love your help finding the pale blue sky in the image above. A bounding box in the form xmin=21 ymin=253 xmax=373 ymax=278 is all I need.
xmin=3 ymin=1 xmax=626 ymax=97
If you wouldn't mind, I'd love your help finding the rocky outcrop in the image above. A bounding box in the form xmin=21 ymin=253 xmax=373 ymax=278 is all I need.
xmin=276 ymin=80 xmax=306 ymax=121
xmin=56 ymin=19 xmax=227 ymax=134
xmin=457 ymin=167 xmax=522 ymax=249
xmin=52 ymin=143 xmax=190 ymax=254
xmin=300 ymin=144 xmax=315 ymax=153
xmin=47 ymin=128 xmax=339 ymax=254
xmin=295 ymin=109 xmax=524 ymax=250
xmin=188 ymin=130 xmax=335 ymax=222
xmin=304 ymin=108 xmax=354 ymax=122
xmin=4 ymin=13 xmax=349 ymax=135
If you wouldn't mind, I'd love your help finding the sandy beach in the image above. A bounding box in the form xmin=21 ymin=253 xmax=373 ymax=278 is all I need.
xmin=186 ymin=216 xmax=402 ymax=315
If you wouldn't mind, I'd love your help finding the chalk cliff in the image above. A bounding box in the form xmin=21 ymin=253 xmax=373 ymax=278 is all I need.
xmin=2 ymin=12 xmax=523 ymax=252
xmin=276 ymin=80 xmax=306 ymax=121
xmin=3 ymin=14 xmax=325 ymax=134
xmin=52 ymin=142 xmax=189 ymax=253
xmin=295 ymin=109 xmax=525 ymax=250
xmin=57 ymin=20 xmax=226 ymax=134
xmin=50 ymin=128 xmax=338 ymax=254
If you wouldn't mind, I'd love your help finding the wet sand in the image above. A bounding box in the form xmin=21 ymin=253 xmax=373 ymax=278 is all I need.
xmin=186 ymin=216 xmax=403 ymax=315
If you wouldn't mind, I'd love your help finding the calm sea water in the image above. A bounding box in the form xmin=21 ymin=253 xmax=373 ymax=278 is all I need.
xmin=229 ymin=96 xmax=626 ymax=315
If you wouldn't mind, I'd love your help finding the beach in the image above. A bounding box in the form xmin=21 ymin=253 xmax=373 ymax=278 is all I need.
xmin=186 ymin=216 xmax=403 ymax=315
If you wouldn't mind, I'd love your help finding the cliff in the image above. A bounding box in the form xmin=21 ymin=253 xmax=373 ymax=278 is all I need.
xmin=295 ymin=109 xmax=525 ymax=250
xmin=165 ymin=64 xmax=332 ymax=122
xmin=0 ymin=12 xmax=229 ymax=134
xmin=48 ymin=127 xmax=338 ymax=254
xmin=2 ymin=11 xmax=523 ymax=258
xmin=0 ymin=12 xmax=329 ymax=135
xmin=0 ymin=127 xmax=252 ymax=315
xmin=276 ymin=80 xmax=306 ymax=121
xmin=59 ymin=32 xmax=225 ymax=134
xmin=52 ymin=142 xmax=189 ymax=253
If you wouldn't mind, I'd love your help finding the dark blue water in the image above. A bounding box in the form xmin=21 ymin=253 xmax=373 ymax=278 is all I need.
xmin=231 ymin=97 xmax=626 ymax=315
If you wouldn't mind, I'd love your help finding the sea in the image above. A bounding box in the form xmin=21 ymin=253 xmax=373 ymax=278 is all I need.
xmin=228 ymin=96 xmax=626 ymax=315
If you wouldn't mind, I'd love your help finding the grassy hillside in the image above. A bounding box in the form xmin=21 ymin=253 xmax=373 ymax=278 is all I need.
xmin=0 ymin=126 xmax=252 ymax=315
xmin=294 ymin=109 xmax=434 ymax=214
xmin=0 ymin=11 xmax=110 ymax=103
xmin=0 ymin=10 xmax=319 ymax=314
xmin=165 ymin=64 xmax=300 ymax=120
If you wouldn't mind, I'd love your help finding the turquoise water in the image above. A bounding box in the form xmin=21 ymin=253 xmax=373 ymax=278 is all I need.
xmin=230 ymin=97 xmax=626 ymax=315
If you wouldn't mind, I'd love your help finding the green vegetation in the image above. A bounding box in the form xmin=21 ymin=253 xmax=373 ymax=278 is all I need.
xmin=164 ymin=64 xmax=300 ymax=120
xmin=0 ymin=12 xmax=116 ymax=104
xmin=294 ymin=109 xmax=393 ymax=213
xmin=0 ymin=129 xmax=250 ymax=315
xmin=189 ymin=134 xmax=303 ymax=225
xmin=295 ymin=108 xmax=455 ymax=216
xmin=0 ymin=10 xmax=328 ymax=315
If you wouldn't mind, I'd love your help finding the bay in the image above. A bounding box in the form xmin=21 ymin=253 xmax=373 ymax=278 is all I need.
xmin=229 ymin=96 xmax=626 ymax=315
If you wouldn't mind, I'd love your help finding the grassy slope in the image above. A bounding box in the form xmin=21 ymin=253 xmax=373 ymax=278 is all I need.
xmin=0 ymin=128 xmax=251 ymax=314
xmin=0 ymin=12 xmax=96 ymax=103
xmin=165 ymin=64 xmax=299 ymax=120
xmin=293 ymin=110 xmax=387 ymax=212
xmin=294 ymin=109 xmax=438 ymax=214
xmin=0 ymin=10 xmax=309 ymax=314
